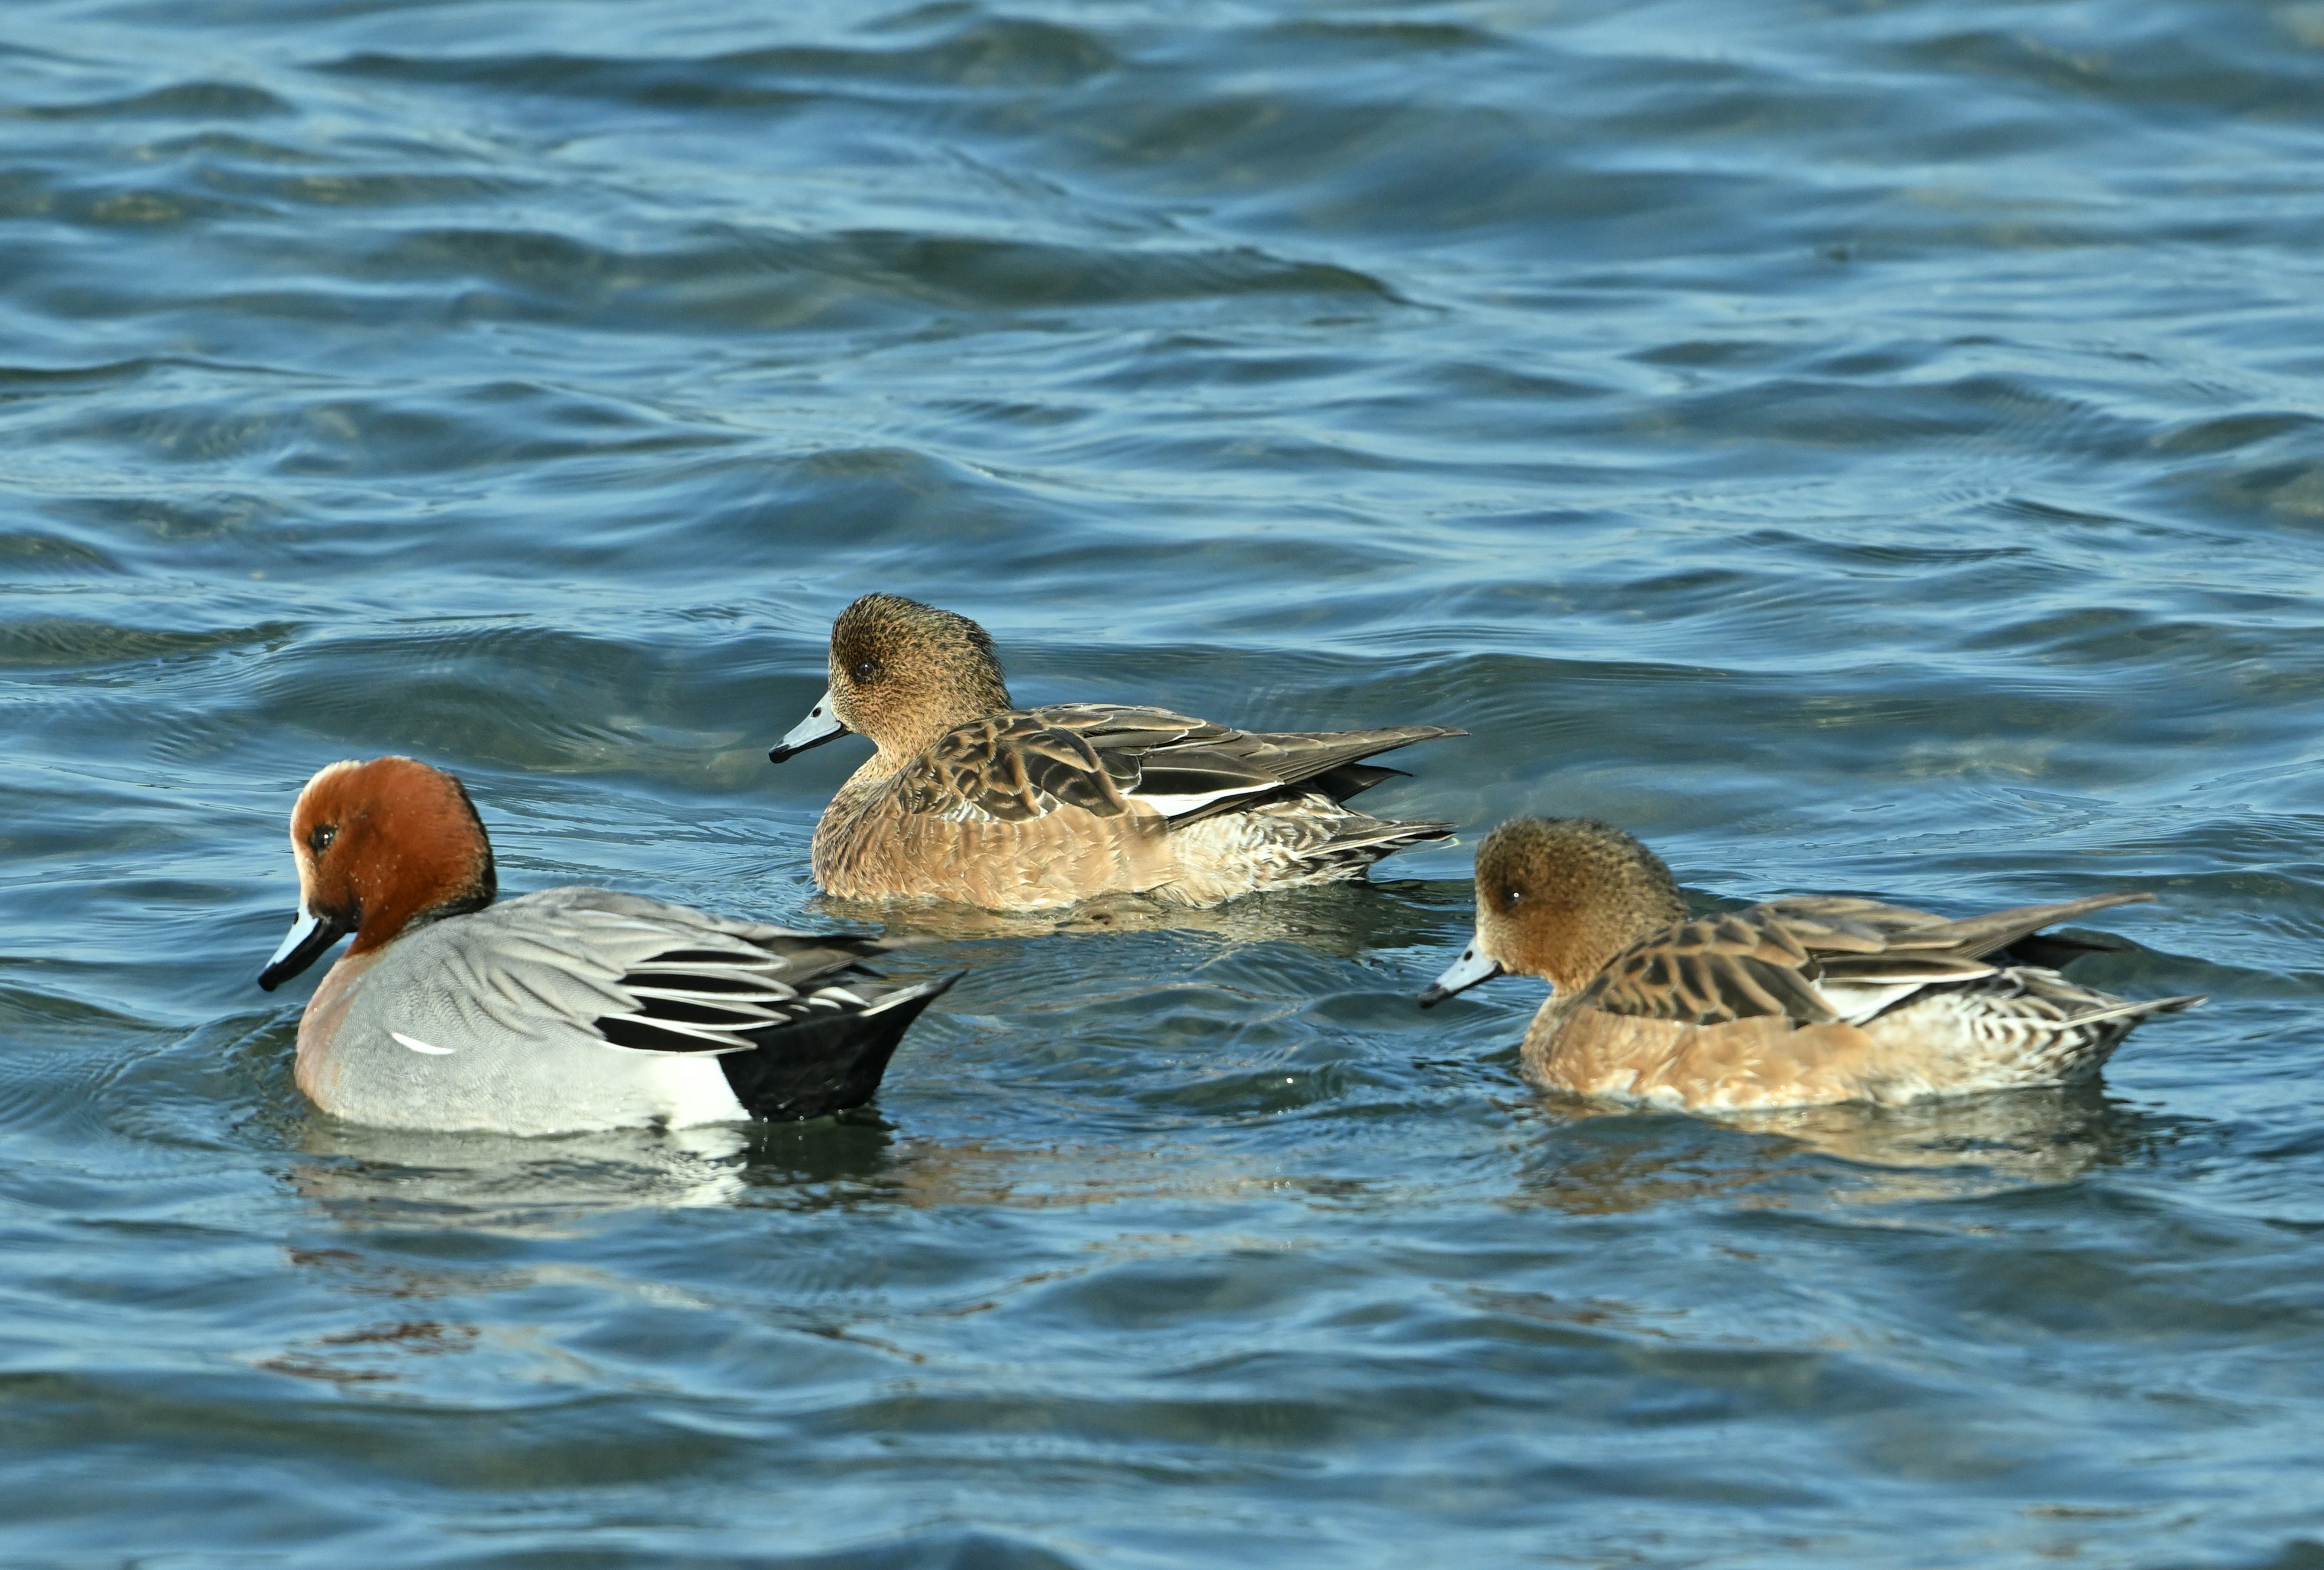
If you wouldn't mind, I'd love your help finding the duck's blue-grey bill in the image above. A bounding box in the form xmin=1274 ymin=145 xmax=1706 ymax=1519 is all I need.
xmin=1417 ymin=943 xmax=1502 ymax=1009
xmin=769 ymin=686 xmax=847 ymax=764
xmin=258 ymin=904 xmax=352 ymax=991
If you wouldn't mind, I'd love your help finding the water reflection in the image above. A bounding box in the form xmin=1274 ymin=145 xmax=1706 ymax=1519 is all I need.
xmin=284 ymin=1115 xmax=893 ymax=1229
xmin=821 ymin=876 xmax=1465 ymax=959
xmin=1728 ymin=1085 xmax=2174 ymax=1186
xmin=1510 ymin=1085 xmax=2182 ymax=1214
xmin=281 ymin=1110 xmax=1227 ymax=1228
xmin=284 ymin=1109 xmax=1381 ymax=1237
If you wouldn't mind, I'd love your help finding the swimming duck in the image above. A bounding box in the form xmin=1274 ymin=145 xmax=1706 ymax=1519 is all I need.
xmin=767 ymin=594 xmax=1462 ymax=911
xmin=257 ymin=756 xmax=956 ymax=1135
xmin=1419 ymin=816 xmax=2201 ymax=1109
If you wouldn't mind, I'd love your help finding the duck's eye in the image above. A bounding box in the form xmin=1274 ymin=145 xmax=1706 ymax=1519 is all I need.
xmin=1501 ymin=885 xmax=1523 ymax=908
xmin=850 ymin=658 xmax=881 ymax=683
xmin=307 ymin=823 xmax=338 ymax=856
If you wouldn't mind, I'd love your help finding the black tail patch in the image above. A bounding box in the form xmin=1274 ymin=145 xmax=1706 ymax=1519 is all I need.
xmin=717 ymin=973 xmax=960 ymax=1122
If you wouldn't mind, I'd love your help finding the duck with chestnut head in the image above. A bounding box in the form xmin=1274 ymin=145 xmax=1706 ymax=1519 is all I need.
xmin=1420 ymin=816 xmax=2202 ymax=1111
xmin=767 ymin=593 xmax=1463 ymax=911
xmin=258 ymin=756 xmax=956 ymax=1135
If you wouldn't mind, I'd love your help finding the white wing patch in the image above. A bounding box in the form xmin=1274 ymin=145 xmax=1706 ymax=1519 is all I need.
xmin=392 ymin=1031 xmax=456 ymax=1056
xmin=1815 ymin=979 xmax=1937 ymax=1025
xmin=1129 ymin=784 xmax=1272 ymax=818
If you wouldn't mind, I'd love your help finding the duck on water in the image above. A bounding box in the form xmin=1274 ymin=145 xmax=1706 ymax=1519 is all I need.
xmin=257 ymin=755 xmax=954 ymax=1135
xmin=770 ymin=593 xmax=1463 ymax=911
xmin=1422 ymin=816 xmax=2202 ymax=1111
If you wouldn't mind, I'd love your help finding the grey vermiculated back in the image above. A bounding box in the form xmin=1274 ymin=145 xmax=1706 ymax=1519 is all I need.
xmin=310 ymin=888 xmax=913 ymax=1132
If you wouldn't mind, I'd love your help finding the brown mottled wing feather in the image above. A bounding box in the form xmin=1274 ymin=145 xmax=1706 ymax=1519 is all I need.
xmin=1029 ymin=704 xmax=1233 ymax=754
xmin=890 ymin=712 xmax=1143 ymax=823
xmin=1583 ymin=910 xmax=1842 ymax=1025
xmin=1749 ymin=893 xmax=2155 ymax=971
xmin=1868 ymin=892 xmax=2153 ymax=957
xmin=888 ymin=705 xmax=1462 ymax=829
xmin=1033 ymin=703 xmax=1462 ymax=825
xmin=1580 ymin=893 xmax=2154 ymax=1028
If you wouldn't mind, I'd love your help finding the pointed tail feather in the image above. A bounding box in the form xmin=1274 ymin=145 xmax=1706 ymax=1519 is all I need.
xmin=1154 ymin=726 xmax=1465 ymax=825
xmin=1899 ymin=892 xmax=2156 ymax=960
xmin=2046 ymin=991 xmax=2205 ymax=1031
xmin=1301 ymin=816 xmax=1454 ymax=876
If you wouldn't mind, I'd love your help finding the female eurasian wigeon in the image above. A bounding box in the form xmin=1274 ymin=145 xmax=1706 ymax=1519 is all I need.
xmin=767 ymin=594 xmax=1462 ymax=911
xmin=257 ymin=756 xmax=956 ymax=1135
xmin=1419 ymin=816 xmax=2202 ymax=1110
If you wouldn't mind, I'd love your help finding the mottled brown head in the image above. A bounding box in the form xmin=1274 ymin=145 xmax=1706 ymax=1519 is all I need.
xmin=1476 ymin=817 xmax=1688 ymax=987
xmin=258 ymin=756 xmax=497 ymax=990
xmin=826 ymin=594 xmax=1014 ymax=761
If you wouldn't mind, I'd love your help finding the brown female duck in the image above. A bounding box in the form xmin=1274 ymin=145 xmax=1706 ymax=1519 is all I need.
xmin=769 ymin=594 xmax=1461 ymax=911
xmin=1420 ymin=816 xmax=2202 ymax=1110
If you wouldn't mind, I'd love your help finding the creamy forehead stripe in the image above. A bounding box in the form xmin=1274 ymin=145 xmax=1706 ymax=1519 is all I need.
xmin=301 ymin=758 xmax=365 ymax=798
xmin=267 ymin=908 xmax=323 ymax=969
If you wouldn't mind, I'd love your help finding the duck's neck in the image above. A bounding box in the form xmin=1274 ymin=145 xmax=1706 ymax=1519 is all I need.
xmin=839 ymin=750 xmax=908 ymax=798
xmin=862 ymin=683 xmax=1013 ymax=781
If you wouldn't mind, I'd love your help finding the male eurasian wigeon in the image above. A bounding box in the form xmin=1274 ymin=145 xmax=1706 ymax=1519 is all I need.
xmin=257 ymin=756 xmax=956 ymax=1135
xmin=1419 ymin=816 xmax=2202 ymax=1110
xmin=766 ymin=594 xmax=1463 ymax=911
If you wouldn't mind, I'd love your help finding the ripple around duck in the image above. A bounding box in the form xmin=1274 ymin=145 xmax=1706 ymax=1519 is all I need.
xmin=321 ymin=16 xmax=1121 ymax=101
xmin=1886 ymin=20 xmax=2324 ymax=120
xmin=10 ymin=82 xmax=294 ymax=122
xmin=0 ymin=356 xmax=174 ymax=393
xmin=0 ymin=615 xmax=295 ymax=672
xmin=9 ymin=0 xmax=2324 ymax=1562
xmin=0 ymin=528 xmax=120 ymax=576
xmin=252 ymin=622 xmax=712 ymax=774
xmin=313 ymin=224 xmax=1397 ymax=335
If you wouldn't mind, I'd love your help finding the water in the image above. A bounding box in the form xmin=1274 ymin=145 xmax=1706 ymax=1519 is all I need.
xmin=5 ymin=0 xmax=2324 ymax=1563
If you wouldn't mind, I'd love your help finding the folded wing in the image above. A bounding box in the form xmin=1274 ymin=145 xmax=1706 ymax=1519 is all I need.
xmin=887 ymin=703 xmax=1463 ymax=827
xmin=1580 ymin=892 xmax=2156 ymax=1027
xmin=424 ymin=889 xmax=932 ymax=1056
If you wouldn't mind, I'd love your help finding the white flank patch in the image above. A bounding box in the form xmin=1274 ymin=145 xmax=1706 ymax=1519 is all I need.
xmin=392 ymin=1031 xmax=455 ymax=1056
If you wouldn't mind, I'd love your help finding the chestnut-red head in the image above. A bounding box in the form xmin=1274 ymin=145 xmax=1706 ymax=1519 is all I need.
xmin=257 ymin=756 xmax=497 ymax=991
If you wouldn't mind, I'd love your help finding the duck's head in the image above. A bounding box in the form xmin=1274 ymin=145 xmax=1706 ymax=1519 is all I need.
xmin=769 ymin=594 xmax=1014 ymax=767
xmin=1419 ymin=816 xmax=1687 ymax=1006
xmin=258 ymin=756 xmax=497 ymax=991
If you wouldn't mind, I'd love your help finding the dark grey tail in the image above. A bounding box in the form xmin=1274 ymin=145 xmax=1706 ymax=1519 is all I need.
xmin=1309 ymin=761 xmax=1409 ymax=804
xmin=717 ymin=973 xmax=960 ymax=1122
xmin=1991 ymin=929 xmax=2136 ymax=971
xmin=1305 ymin=815 xmax=1455 ymax=878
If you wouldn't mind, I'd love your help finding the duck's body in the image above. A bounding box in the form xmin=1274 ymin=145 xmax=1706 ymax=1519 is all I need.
xmin=773 ymin=598 xmax=1459 ymax=911
xmin=294 ymin=887 xmax=948 ymax=1135
xmin=260 ymin=758 xmax=953 ymax=1135
xmin=1511 ymin=895 xmax=2196 ymax=1109
xmin=1423 ymin=819 xmax=2201 ymax=1111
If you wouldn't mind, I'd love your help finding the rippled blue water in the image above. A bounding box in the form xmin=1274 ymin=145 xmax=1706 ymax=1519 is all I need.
xmin=7 ymin=0 xmax=2324 ymax=1564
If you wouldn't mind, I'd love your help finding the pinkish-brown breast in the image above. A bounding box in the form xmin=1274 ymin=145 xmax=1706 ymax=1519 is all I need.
xmin=813 ymin=784 xmax=1175 ymax=910
xmin=1524 ymin=1004 xmax=1885 ymax=1111
xmin=293 ymin=947 xmax=387 ymax=1111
